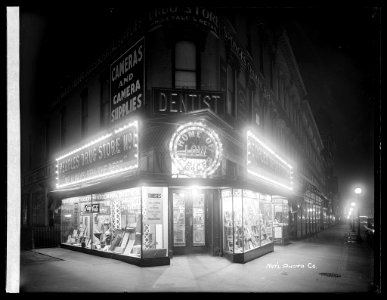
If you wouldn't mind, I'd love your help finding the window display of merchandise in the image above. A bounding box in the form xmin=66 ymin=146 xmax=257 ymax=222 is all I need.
xmin=222 ymin=189 xmax=273 ymax=254
xmin=60 ymin=187 xmax=168 ymax=259
xmin=272 ymin=197 xmax=289 ymax=240
xmin=192 ymin=194 xmax=205 ymax=246
xmin=173 ymin=192 xmax=186 ymax=247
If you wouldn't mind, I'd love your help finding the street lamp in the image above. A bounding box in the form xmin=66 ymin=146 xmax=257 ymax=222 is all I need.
xmin=354 ymin=187 xmax=362 ymax=241
xmin=350 ymin=203 xmax=355 ymax=231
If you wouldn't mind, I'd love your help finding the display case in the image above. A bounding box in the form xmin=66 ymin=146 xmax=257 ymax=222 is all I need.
xmin=272 ymin=196 xmax=289 ymax=245
xmin=60 ymin=187 xmax=169 ymax=267
xmin=221 ymin=188 xmax=274 ymax=263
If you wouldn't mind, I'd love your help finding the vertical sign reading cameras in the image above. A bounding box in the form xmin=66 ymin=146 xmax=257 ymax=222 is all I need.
xmin=110 ymin=38 xmax=144 ymax=123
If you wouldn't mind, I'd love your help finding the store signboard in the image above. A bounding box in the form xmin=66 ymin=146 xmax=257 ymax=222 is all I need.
xmin=148 ymin=7 xmax=220 ymax=37
xmin=84 ymin=204 xmax=100 ymax=213
xmin=170 ymin=122 xmax=223 ymax=178
xmin=144 ymin=187 xmax=164 ymax=224
xmin=56 ymin=121 xmax=139 ymax=188
xmin=153 ymin=88 xmax=224 ymax=116
xmin=274 ymin=226 xmax=282 ymax=238
xmin=110 ymin=38 xmax=144 ymax=123
xmin=247 ymin=130 xmax=293 ymax=191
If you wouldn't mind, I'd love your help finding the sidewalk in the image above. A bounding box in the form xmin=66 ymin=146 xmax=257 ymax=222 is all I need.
xmin=19 ymin=223 xmax=375 ymax=293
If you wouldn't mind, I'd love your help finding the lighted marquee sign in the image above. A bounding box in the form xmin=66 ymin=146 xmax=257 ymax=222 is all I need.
xmin=55 ymin=121 xmax=138 ymax=188
xmin=169 ymin=122 xmax=223 ymax=178
xmin=246 ymin=130 xmax=294 ymax=191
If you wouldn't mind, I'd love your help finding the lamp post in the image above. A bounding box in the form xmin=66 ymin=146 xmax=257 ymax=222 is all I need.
xmin=354 ymin=187 xmax=362 ymax=241
xmin=350 ymin=202 xmax=356 ymax=232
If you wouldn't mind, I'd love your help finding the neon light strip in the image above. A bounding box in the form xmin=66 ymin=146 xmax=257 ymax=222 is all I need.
xmin=56 ymin=120 xmax=138 ymax=161
xmin=247 ymin=169 xmax=293 ymax=191
xmin=56 ymin=133 xmax=112 ymax=161
xmin=56 ymin=164 xmax=138 ymax=188
xmin=56 ymin=120 xmax=138 ymax=188
xmin=247 ymin=130 xmax=293 ymax=170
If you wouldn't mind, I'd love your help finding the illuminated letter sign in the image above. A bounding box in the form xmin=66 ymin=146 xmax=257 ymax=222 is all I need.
xmin=56 ymin=121 xmax=139 ymax=188
xmin=169 ymin=122 xmax=223 ymax=178
xmin=148 ymin=7 xmax=220 ymax=38
xmin=246 ymin=130 xmax=293 ymax=191
xmin=84 ymin=204 xmax=100 ymax=213
xmin=153 ymin=88 xmax=224 ymax=116
xmin=110 ymin=38 xmax=144 ymax=123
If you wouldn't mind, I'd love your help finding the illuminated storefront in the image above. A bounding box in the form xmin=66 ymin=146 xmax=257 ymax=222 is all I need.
xmin=33 ymin=6 xmax=335 ymax=266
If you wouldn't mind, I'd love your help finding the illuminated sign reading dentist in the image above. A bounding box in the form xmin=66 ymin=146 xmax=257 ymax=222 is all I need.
xmin=247 ymin=130 xmax=294 ymax=191
xmin=170 ymin=122 xmax=223 ymax=178
xmin=55 ymin=121 xmax=139 ymax=188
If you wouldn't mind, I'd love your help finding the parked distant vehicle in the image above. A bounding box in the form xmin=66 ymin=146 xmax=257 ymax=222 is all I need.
xmin=364 ymin=218 xmax=374 ymax=246
xmin=358 ymin=216 xmax=374 ymax=245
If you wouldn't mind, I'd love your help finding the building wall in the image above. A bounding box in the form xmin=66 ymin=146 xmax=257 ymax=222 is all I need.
xmin=21 ymin=7 xmax=335 ymax=241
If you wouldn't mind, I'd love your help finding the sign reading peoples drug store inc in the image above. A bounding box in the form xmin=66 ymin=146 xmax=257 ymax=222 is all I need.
xmin=246 ymin=130 xmax=294 ymax=191
xmin=55 ymin=121 xmax=139 ymax=188
xmin=170 ymin=122 xmax=223 ymax=178
xmin=110 ymin=38 xmax=144 ymax=123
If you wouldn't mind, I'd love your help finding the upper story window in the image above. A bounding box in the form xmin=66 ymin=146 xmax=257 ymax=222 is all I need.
xmin=248 ymin=89 xmax=254 ymax=122
xmin=45 ymin=120 xmax=50 ymax=159
xmin=174 ymin=41 xmax=197 ymax=89
xmin=226 ymin=64 xmax=236 ymax=117
xmin=259 ymin=30 xmax=265 ymax=76
xmin=60 ymin=106 xmax=67 ymax=148
xmin=81 ymin=88 xmax=88 ymax=138
xmin=100 ymin=73 xmax=110 ymax=127
xmin=269 ymin=52 xmax=274 ymax=90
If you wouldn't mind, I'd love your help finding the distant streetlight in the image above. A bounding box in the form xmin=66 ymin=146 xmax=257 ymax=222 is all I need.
xmin=354 ymin=187 xmax=362 ymax=195
xmin=354 ymin=187 xmax=362 ymax=241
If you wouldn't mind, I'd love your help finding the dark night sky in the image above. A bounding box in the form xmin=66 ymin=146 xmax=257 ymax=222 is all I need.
xmin=284 ymin=6 xmax=379 ymax=216
xmin=19 ymin=5 xmax=380 ymax=216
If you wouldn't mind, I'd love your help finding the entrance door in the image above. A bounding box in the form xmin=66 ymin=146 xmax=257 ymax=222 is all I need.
xmin=172 ymin=189 xmax=207 ymax=254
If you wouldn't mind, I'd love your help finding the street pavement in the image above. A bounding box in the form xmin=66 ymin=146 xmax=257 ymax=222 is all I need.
xmin=19 ymin=223 xmax=376 ymax=293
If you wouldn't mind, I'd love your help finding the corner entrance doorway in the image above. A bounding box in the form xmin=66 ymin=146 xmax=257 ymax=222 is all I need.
xmin=171 ymin=189 xmax=211 ymax=255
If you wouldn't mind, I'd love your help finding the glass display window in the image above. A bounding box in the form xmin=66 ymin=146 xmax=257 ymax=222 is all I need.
xmin=316 ymin=205 xmax=321 ymax=231
xmin=242 ymin=190 xmax=260 ymax=251
xmin=302 ymin=202 xmax=307 ymax=236
xmin=306 ymin=201 xmax=310 ymax=234
xmin=173 ymin=192 xmax=187 ymax=247
xmin=61 ymin=195 xmax=92 ymax=248
xmin=60 ymin=187 xmax=169 ymax=259
xmin=233 ymin=189 xmax=243 ymax=253
xmin=272 ymin=196 xmax=289 ymax=241
xmin=221 ymin=188 xmax=273 ymax=255
xmin=222 ymin=189 xmax=233 ymax=253
xmin=298 ymin=206 xmax=302 ymax=236
xmin=142 ymin=187 xmax=169 ymax=258
xmin=259 ymin=194 xmax=273 ymax=246
xmin=91 ymin=198 xmax=112 ymax=252
xmin=115 ymin=188 xmax=142 ymax=257
xmin=192 ymin=192 xmax=205 ymax=246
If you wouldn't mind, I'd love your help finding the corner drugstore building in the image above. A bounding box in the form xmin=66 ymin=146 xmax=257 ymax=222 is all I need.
xmin=25 ymin=7 xmax=336 ymax=266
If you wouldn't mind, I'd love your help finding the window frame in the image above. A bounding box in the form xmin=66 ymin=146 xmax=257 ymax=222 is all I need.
xmin=60 ymin=106 xmax=67 ymax=148
xmin=172 ymin=40 xmax=199 ymax=90
xmin=81 ymin=88 xmax=88 ymax=138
